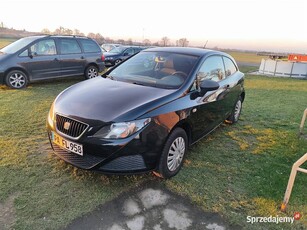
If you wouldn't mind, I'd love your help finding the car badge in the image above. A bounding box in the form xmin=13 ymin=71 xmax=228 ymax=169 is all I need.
xmin=64 ymin=122 xmax=71 ymax=130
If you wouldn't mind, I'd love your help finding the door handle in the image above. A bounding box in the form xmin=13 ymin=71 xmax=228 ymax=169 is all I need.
xmin=54 ymin=58 xmax=59 ymax=61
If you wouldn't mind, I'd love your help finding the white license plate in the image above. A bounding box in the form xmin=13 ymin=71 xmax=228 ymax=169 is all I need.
xmin=51 ymin=132 xmax=83 ymax=156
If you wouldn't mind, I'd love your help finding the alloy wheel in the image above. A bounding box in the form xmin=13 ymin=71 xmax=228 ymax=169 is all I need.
xmin=9 ymin=72 xmax=26 ymax=88
xmin=87 ymin=68 xmax=98 ymax=78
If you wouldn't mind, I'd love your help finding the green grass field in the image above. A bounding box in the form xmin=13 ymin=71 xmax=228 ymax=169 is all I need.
xmin=0 ymin=38 xmax=17 ymax=49
xmin=0 ymin=71 xmax=306 ymax=229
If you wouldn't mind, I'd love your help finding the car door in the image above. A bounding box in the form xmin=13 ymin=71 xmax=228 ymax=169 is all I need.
xmin=20 ymin=38 xmax=61 ymax=80
xmin=122 ymin=48 xmax=135 ymax=61
xmin=189 ymin=55 xmax=234 ymax=141
xmin=58 ymin=38 xmax=86 ymax=76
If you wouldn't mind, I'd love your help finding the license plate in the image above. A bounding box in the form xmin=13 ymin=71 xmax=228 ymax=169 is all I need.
xmin=51 ymin=132 xmax=83 ymax=156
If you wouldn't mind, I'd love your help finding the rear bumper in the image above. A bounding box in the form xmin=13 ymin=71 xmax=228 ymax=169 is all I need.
xmin=97 ymin=62 xmax=105 ymax=72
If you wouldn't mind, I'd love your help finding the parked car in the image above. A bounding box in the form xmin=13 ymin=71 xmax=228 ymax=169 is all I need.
xmin=47 ymin=47 xmax=245 ymax=178
xmin=0 ymin=35 xmax=105 ymax=89
xmin=104 ymin=46 xmax=144 ymax=66
xmin=101 ymin=43 xmax=122 ymax=52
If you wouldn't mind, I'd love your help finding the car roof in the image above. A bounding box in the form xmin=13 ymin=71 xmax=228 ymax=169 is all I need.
xmin=143 ymin=47 xmax=227 ymax=57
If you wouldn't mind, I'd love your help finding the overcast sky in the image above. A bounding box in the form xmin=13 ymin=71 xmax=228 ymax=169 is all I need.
xmin=1 ymin=0 xmax=307 ymax=52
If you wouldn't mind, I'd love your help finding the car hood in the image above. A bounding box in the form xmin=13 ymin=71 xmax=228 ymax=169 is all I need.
xmin=0 ymin=52 xmax=10 ymax=62
xmin=54 ymin=77 xmax=175 ymax=124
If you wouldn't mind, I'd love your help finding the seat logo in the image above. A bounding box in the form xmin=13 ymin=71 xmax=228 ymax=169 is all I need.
xmin=64 ymin=122 xmax=71 ymax=130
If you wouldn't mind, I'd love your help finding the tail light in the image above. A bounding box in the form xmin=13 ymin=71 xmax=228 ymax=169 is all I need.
xmin=101 ymin=54 xmax=105 ymax=62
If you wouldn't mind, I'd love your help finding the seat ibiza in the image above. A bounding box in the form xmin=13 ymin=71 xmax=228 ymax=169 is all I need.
xmin=47 ymin=47 xmax=245 ymax=178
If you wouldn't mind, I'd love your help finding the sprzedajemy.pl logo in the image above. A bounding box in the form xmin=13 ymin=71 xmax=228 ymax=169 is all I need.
xmin=247 ymin=212 xmax=302 ymax=224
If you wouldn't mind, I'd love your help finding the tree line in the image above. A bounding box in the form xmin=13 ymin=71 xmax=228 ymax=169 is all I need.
xmin=41 ymin=26 xmax=189 ymax=47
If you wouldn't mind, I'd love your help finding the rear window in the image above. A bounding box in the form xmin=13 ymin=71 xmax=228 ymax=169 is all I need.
xmin=79 ymin=39 xmax=100 ymax=53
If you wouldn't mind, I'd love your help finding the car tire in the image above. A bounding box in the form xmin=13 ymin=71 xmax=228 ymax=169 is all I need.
xmin=156 ymin=128 xmax=188 ymax=179
xmin=5 ymin=70 xmax=28 ymax=89
xmin=85 ymin=65 xmax=98 ymax=79
xmin=227 ymin=96 xmax=243 ymax=124
xmin=114 ymin=59 xmax=121 ymax=65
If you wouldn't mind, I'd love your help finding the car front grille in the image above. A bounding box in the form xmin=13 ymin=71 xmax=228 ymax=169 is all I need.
xmin=56 ymin=114 xmax=88 ymax=138
xmin=51 ymin=144 xmax=105 ymax=169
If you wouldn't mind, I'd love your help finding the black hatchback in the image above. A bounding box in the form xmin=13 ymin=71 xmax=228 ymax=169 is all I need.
xmin=47 ymin=47 xmax=245 ymax=178
xmin=0 ymin=35 xmax=105 ymax=89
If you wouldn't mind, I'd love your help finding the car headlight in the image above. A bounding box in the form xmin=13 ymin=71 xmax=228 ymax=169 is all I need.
xmin=48 ymin=102 xmax=55 ymax=122
xmin=94 ymin=118 xmax=151 ymax=139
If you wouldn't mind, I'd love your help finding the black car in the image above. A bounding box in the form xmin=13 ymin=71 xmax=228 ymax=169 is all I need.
xmin=47 ymin=47 xmax=245 ymax=178
xmin=104 ymin=46 xmax=144 ymax=66
xmin=0 ymin=35 xmax=105 ymax=89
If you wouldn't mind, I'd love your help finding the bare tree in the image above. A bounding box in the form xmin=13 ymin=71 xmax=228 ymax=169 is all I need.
xmin=176 ymin=38 xmax=189 ymax=47
xmin=126 ymin=38 xmax=133 ymax=45
xmin=160 ymin=36 xmax=170 ymax=47
xmin=87 ymin=33 xmax=96 ymax=38
xmin=54 ymin=26 xmax=65 ymax=35
xmin=94 ymin=33 xmax=104 ymax=45
xmin=73 ymin=29 xmax=84 ymax=36
xmin=143 ymin=39 xmax=151 ymax=46
xmin=41 ymin=28 xmax=51 ymax=34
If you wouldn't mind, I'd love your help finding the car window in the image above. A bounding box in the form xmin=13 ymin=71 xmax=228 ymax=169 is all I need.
xmin=79 ymin=39 xmax=100 ymax=53
xmin=19 ymin=49 xmax=28 ymax=57
xmin=60 ymin=39 xmax=82 ymax=54
xmin=30 ymin=39 xmax=57 ymax=56
xmin=197 ymin=56 xmax=225 ymax=82
xmin=223 ymin=56 xmax=237 ymax=77
xmin=125 ymin=48 xmax=134 ymax=56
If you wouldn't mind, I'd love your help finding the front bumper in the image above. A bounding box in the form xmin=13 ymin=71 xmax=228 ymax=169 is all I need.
xmin=46 ymin=116 xmax=167 ymax=174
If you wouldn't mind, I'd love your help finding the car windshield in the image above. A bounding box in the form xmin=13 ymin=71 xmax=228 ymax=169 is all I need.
xmin=107 ymin=51 xmax=199 ymax=89
xmin=0 ymin=37 xmax=39 ymax=54
xmin=109 ymin=47 xmax=126 ymax=54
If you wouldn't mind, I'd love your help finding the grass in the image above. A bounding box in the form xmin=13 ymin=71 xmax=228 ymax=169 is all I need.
xmin=0 ymin=73 xmax=307 ymax=229
xmin=0 ymin=38 xmax=17 ymax=49
xmin=226 ymin=51 xmax=266 ymax=64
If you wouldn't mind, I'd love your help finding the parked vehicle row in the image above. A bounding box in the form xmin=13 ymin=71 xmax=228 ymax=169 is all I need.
xmin=0 ymin=35 xmax=105 ymax=89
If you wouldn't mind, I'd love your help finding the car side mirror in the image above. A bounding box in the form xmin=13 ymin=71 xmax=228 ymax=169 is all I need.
xmin=190 ymin=79 xmax=219 ymax=100
xmin=199 ymin=79 xmax=219 ymax=96
xmin=124 ymin=52 xmax=129 ymax=56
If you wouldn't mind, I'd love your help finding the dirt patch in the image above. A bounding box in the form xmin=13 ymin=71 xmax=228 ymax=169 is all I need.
xmin=0 ymin=194 xmax=17 ymax=230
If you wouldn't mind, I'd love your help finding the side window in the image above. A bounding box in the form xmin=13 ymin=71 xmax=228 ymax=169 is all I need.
xmin=197 ymin=56 xmax=225 ymax=82
xmin=19 ymin=49 xmax=28 ymax=57
xmin=223 ymin=56 xmax=237 ymax=77
xmin=125 ymin=48 xmax=134 ymax=56
xmin=60 ymin=39 xmax=82 ymax=54
xmin=30 ymin=39 xmax=56 ymax=56
xmin=79 ymin=39 xmax=100 ymax=53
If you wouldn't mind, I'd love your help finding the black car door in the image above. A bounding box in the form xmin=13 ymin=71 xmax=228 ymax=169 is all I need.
xmin=58 ymin=38 xmax=86 ymax=76
xmin=189 ymin=55 xmax=234 ymax=141
xmin=21 ymin=38 xmax=61 ymax=80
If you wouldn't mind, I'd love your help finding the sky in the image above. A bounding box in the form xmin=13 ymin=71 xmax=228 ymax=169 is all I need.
xmin=1 ymin=0 xmax=307 ymax=53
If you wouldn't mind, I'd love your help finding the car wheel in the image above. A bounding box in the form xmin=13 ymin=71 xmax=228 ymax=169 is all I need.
xmin=227 ymin=96 xmax=243 ymax=124
xmin=114 ymin=59 xmax=121 ymax=65
xmin=156 ymin=128 xmax=188 ymax=179
xmin=85 ymin=65 xmax=98 ymax=79
xmin=5 ymin=70 xmax=28 ymax=89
